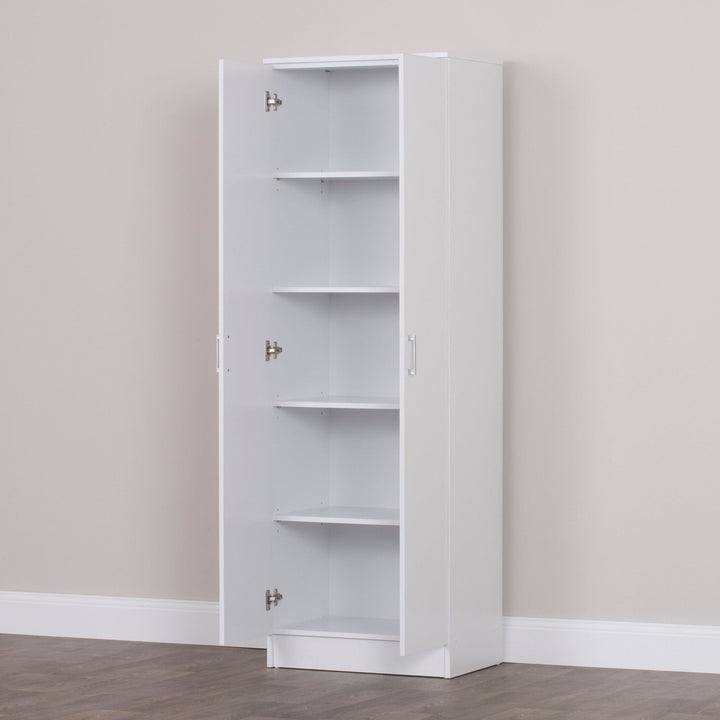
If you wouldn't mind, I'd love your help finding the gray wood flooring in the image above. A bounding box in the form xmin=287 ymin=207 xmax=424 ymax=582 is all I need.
xmin=2 ymin=634 xmax=719 ymax=719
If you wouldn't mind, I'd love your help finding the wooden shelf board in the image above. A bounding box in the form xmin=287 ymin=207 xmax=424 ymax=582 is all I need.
xmin=273 ymin=616 xmax=400 ymax=641
xmin=272 ymin=286 xmax=399 ymax=294
xmin=275 ymin=396 xmax=399 ymax=410
xmin=273 ymin=171 xmax=399 ymax=180
xmin=274 ymin=506 xmax=399 ymax=526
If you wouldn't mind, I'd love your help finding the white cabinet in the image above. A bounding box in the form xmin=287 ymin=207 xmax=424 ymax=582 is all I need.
xmin=218 ymin=53 xmax=502 ymax=678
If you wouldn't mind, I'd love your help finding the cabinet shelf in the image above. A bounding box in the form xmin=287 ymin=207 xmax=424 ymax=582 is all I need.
xmin=273 ymin=171 xmax=399 ymax=180
xmin=274 ymin=616 xmax=400 ymax=641
xmin=274 ymin=506 xmax=399 ymax=526
xmin=274 ymin=396 xmax=399 ymax=410
xmin=273 ymin=286 xmax=399 ymax=294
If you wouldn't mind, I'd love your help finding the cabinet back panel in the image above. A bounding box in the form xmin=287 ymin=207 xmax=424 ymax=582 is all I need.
xmin=272 ymin=181 xmax=330 ymax=286
xmin=328 ymin=410 xmax=399 ymax=509
xmin=269 ymin=67 xmax=398 ymax=173
xmin=328 ymin=294 xmax=399 ymax=397
xmin=272 ymin=409 xmax=330 ymax=513
xmin=328 ymin=525 xmax=400 ymax=619
xmin=327 ymin=68 xmax=399 ymax=172
xmin=272 ymin=523 xmax=330 ymax=628
xmin=271 ymin=293 xmax=331 ymax=398
xmin=272 ymin=179 xmax=399 ymax=288
xmin=327 ymin=180 xmax=399 ymax=286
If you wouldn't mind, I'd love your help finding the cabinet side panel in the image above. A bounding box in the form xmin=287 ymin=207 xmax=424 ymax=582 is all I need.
xmin=446 ymin=58 xmax=503 ymax=676
xmin=400 ymin=55 xmax=449 ymax=656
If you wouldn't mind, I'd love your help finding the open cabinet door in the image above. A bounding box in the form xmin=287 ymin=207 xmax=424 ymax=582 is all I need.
xmin=220 ymin=60 xmax=336 ymax=648
xmin=399 ymin=54 xmax=449 ymax=657
xmin=220 ymin=59 xmax=277 ymax=647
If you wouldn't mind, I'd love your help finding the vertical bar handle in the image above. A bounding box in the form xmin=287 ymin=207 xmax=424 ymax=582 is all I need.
xmin=216 ymin=334 xmax=221 ymax=373
xmin=408 ymin=334 xmax=416 ymax=376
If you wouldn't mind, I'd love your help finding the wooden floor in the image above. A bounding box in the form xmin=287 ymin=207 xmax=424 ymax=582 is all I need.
xmin=2 ymin=634 xmax=720 ymax=720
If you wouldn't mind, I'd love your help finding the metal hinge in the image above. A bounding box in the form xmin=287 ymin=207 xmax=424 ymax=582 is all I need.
xmin=266 ymin=588 xmax=283 ymax=610
xmin=265 ymin=91 xmax=282 ymax=112
xmin=265 ymin=340 xmax=282 ymax=361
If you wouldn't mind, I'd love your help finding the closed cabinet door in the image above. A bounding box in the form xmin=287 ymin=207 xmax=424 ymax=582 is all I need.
xmin=399 ymin=54 xmax=450 ymax=657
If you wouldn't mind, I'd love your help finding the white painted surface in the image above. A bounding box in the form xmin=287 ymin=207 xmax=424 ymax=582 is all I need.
xmin=328 ymin=411 xmax=399 ymax=510
xmin=445 ymin=58 xmax=504 ymax=676
xmin=273 ymin=286 xmax=398 ymax=294
xmin=272 ymin=294 xmax=399 ymax=400
xmin=263 ymin=53 xmax=451 ymax=70
xmin=505 ymin=617 xmax=720 ymax=675
xmin=268 ymin=184 xmax=330 ymax=287
xmin=327 ymin=525 xmax=400 ymax=621
xmin=0 ymin=592 xmax=219 ymax=645
xmin=269 ymin=635 xmax=446 ymax=676
xmin=399 ymin=53 xmax=449 ymax=657
xmin=267 ymin=68 xmax=332 ymax=174
xmin=275 ymin=396 xmax=399 ymax=410
xmin=327 ymin=294 xmax=399 ymax=398
xmin=274 ymin=615 xmax=399 ymax=640
xmin=327 ymin=68 xmax=399 ymax=173
xmin=217 ymin=61 xmax=226 ymax=644
xmin=271 ymin=60 xmax=401 ymax=70
xmin=220 ymin=59 xmax=277 ymax=648
xmin=274 ymin=506 xmax=399 ymax=526
xmin=222 ymin=57 xmax=406 ymax=658
xmin=220 ymin=52 xmax=501 ymax=675
xmin=265 ymin=54 xmax=405 ymax=69
xmin=326 ymin=179 xmax=399 ymax=287
xmin=274 ymin=171 xmax=399 ymax=180
xmin=221 ymin=60 xmax=334 ymax=647
xmin=268 ymin=66 xmax=399 ymax=175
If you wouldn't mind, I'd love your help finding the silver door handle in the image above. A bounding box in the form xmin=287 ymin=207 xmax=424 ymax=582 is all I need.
xmin=408 ymin=335 xmax=416 ymax=376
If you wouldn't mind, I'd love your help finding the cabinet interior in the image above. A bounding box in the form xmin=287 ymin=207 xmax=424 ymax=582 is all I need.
xmin=270 ymin=67 xmax=399 ymax=174
xmin=226 ymin=64 xmax=402 ymax=640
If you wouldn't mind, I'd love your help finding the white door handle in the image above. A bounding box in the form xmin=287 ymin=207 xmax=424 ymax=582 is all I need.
xmin=408 ymin=335 xmax=416 ymax=376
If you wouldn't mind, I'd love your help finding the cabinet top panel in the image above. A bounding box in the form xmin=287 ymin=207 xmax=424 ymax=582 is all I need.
xmin=262 ymin=53 xmax=502 ymax=70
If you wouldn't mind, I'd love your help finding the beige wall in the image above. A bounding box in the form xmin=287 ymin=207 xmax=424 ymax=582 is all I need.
xmin=1 ymin=1 xmax=719 ymax=619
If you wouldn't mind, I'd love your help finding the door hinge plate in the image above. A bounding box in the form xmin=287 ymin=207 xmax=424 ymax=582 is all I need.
xmin=266 ymin=588 xmax=283 ymax=610
xmin=265 ymin=91 xmax=283 ymax=112
xmin=265 ymin=340 xmax=283 ymax=361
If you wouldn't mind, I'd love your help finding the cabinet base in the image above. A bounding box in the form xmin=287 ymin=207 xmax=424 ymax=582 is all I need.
xmin=267 ymin=634 xmax=447 ymax=677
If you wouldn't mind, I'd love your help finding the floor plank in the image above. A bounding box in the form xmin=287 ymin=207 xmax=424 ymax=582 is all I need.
xmin=2 ymin=634 xmax=719 ymax=719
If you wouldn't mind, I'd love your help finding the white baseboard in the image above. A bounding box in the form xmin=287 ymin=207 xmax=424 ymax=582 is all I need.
xmin=3 ymin=597 xmax=718 ymax=674
xmin=505 ymin=616 xmax=720 ymax=674
xmin=0 ymin=591 xmax=219 ymax=646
